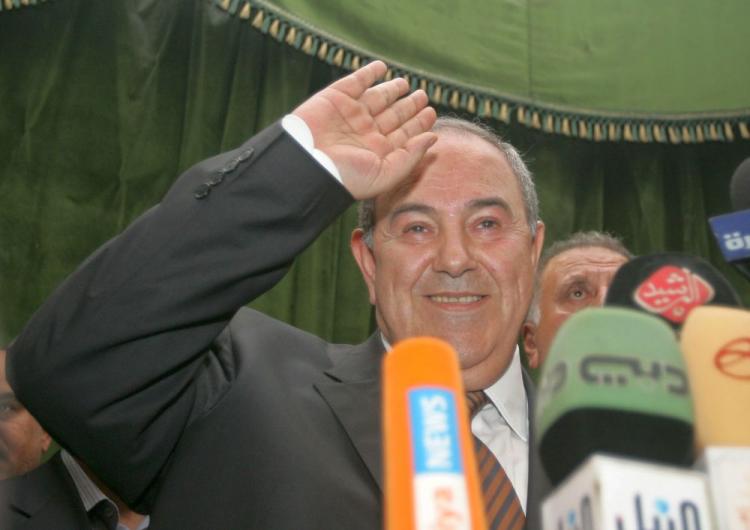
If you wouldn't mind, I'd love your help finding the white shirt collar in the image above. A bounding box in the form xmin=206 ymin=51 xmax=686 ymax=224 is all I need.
xmin=483 ymin=346 xmax=528 ymax=441
xmin=60 ymin=450 xmax=151 ymax=530
xmin=380 ymin=334 xmax=528 ymax=440
xmin=60 ymin=450 xmax=110 ymax=512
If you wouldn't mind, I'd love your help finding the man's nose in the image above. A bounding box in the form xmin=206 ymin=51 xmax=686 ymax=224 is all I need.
xmin=433 ymin=229 xmax=477 ymax=277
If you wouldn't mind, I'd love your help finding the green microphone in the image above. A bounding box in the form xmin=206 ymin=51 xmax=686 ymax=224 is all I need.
xmin=535 ymin=307 xmax=694 ymax=485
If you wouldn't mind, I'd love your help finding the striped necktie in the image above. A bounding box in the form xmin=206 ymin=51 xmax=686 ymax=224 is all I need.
xmin=466 ymin=391 xmax=526 ymax=530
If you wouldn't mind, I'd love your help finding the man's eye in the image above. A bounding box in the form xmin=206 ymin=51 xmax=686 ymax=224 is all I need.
xmin=405 ymin=224 xmax=428 ymax=234
xmin=571 ymin=289 xmax=585 ymax=299
xmin=478 ymin=219 xmax=498 ymax=229
xmin=0 ymin=403 xmax=16 ymax=419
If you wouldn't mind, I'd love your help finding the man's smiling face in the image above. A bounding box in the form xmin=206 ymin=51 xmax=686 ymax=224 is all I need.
xmin=351 ymin=130 xmax=544 ymax=390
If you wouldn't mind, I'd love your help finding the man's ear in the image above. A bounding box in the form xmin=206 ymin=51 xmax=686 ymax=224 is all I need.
xmin=350 ymin=228 xmax=377 ymax=305
xmin=40 ymin=430 xmax=52 ymax=454
xmin=522 ymin=321 xmax=540 ymax=370
xmin=531 ymin=221 xmax=545 ymax=268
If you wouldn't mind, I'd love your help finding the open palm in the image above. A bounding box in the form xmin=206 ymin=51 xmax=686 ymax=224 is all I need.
xmin=293 ymin=61 xmax=437 ymax=200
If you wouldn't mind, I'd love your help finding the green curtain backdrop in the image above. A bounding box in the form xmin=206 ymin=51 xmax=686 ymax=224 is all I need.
xmin=1 ymin=0 xmax=749 ymax=362
xmin=0 ymin=0 xmax=373 ymax=345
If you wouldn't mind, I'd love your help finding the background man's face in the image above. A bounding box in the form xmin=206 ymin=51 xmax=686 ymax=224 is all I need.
xmin=352 ymin=131 xmax=544 ymax=390
xmin=0 ymin=350 xmax=51 ymax=479
xmin=523 ymin=247 xmax=628 ymax=368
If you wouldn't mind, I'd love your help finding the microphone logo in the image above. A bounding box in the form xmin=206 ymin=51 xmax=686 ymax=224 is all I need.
xmin=714 ymin=337 xmax=750 ymax=380
xmin=633 ymin=266 xmax=714 ymax=323
xmin=709 ymin=209 xmax=750 ymax=262
xmin=723 ymin=231 xmax=750 ymax=253
xmin=614 ymin=495 xmax=702 ymax=530
xmin=409 ymin=388 xmax=471 ymax=530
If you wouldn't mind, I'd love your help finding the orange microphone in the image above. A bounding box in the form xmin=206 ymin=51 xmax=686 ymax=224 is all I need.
xmin=680 ymin=305 xmax=750 ymax=451
xmin=382 ymin=337 xmax=487 ymax=530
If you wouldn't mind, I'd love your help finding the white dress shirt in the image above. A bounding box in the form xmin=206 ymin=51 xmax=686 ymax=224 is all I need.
xmin=471 ymin=347 xmax=529 ymax=511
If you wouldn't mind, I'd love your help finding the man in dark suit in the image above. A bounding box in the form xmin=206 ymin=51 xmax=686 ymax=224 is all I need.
xmin=1 ymin=449 xmax=150 ymax=529
xmin=2 ymin=345 xmax=149 ymax=529
xmin=7 ymin=61 xmax=549 ymax=529
xmin=1 ymin=452 xmax=90 ymax=529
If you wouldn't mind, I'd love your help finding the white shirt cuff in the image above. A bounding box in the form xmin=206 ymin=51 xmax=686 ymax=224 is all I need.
xmin=281 ymin=114 xmax=342 ymax=182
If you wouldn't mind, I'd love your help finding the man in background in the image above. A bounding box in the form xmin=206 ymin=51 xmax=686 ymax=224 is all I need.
xmin=0 ymin=348 xmax=51 ymax=480
xmin=1 ymin=348 xmax=148 ymax=529
xmin=522 ymin=231 xmax=632 ymax=369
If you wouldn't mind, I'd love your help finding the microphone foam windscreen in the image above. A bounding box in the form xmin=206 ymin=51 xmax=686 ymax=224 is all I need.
xmin=535 ymin=307 xmax=694 ymax=485
xmin=680 ymin=306 xmax=750 ymax=451
xmin=604 ymin=252 xmax=741 ymax=331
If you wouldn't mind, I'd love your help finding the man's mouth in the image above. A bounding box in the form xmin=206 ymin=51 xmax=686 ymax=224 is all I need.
xmin=428 ymin=295 xmax=484 ymax=304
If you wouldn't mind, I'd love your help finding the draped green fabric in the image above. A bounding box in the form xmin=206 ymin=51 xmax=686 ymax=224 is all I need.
xmin=1 ymin=1 xmax=749 ymax=366
xmin=262 ymin=0 xmax=750 ymax=114
xmin=206 ymin=0 xmax=750 ymax=143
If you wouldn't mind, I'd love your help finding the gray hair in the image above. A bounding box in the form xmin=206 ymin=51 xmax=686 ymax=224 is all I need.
xmin=526 ymin=231 xmax=633 ymax=324
xmin=357 ymin=116 xmax=539 ymax=247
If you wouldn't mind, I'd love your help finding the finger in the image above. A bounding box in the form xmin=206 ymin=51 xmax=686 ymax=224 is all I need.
xmin=374 ymin=89 xmax=428 ymax=135
xmin=378 ymin=131 xmax=439 ymax=189
xmin=359 ymin=78 xmax=409 ymax=117
xmin=328 ymin=60 xmax=387 ymax=99
xmin=386 ymin=106 xmax=438 ymax=149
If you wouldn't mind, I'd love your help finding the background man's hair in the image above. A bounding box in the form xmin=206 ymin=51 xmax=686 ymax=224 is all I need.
xmin=357 ymin=116 xmax=539 ymax=248
xmin=526 ymin=231 xmax=633 ymax=324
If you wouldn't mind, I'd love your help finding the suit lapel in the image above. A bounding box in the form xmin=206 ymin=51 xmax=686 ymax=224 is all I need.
xmin=315 ymin=333 xmax=385 ymax=491
xmin=313 ymin=338 xmax=552 ymax=514
xmin=6 ymin=452 xmax=90 ymax=528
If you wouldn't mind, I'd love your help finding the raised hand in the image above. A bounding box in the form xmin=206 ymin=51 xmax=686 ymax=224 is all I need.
xmin=292 ymin=61 xmax=437 ymax=200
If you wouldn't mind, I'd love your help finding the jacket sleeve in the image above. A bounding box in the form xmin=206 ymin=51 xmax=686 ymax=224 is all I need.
xmin=6 ymin=122 xmax=354 ymax=508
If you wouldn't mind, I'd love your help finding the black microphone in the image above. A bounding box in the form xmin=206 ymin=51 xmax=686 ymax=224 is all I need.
xmin=604 ymin=252 xmax=742 ymax=332
xmin=730 ymin=157 xmax=750 ymax=211
xmin=709 ymin=157 xmax=750 ymax=282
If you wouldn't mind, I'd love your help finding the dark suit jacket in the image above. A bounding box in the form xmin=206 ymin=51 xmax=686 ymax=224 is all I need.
xmin=9 ymin=123 xmax=550 ymax=529
xmin=0 ymin=453 xmax=90 ymax=530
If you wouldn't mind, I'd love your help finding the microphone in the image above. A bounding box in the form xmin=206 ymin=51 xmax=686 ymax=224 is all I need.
xmin=696 ymin=446 xmax=750 ymax=530
xmin=680 ymin=305 xmax=750 ymax=450
xmin=709 ymin=157 xmax=750 ymax=282
xmin=730 ymin=158 xmax=750 ymax=212
xmin=604 ymin=252 xmax=742 ymax=332
xmin=541 ymin=454 xmax=714 ymax=530
xmin=382 ymin=337 xmax=486 ymax=530
xmin=681 ymin=306 xmax=750 ymax=530
xmin=535 ymin=307 xmax=694 ymax=486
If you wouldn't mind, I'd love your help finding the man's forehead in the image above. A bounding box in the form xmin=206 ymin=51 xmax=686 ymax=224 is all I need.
xmin=386 ymin=196 xmax=512 ymax=219
xmin=546 ymin=247 xmax=628 ymax=279
xmin=374 ymin=133 xmax=519 ymax=219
